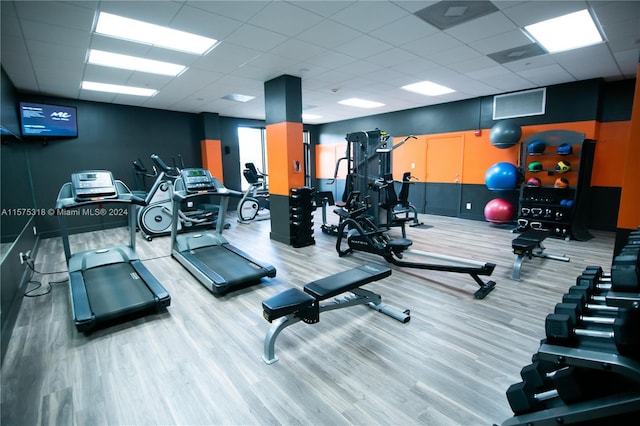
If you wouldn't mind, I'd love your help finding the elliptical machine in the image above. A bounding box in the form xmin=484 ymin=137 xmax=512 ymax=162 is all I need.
xmin=237 ymin=163 xmax=270 ymax=223
xmin=335 ymin=192 xmax=497 ymax=299
xmin=137 ymin=154 xmax=218 ymax=241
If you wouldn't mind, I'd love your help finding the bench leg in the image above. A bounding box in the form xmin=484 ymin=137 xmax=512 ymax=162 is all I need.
xmin=351 ymin=288 xmax=411 ymax=323
xmin=512 ymin=254 xmax=527 ymax=281
xmin=263 ymin=315 xmax=302 ymax=364
xmin=263 ymin=289 xmax=410 ymax=364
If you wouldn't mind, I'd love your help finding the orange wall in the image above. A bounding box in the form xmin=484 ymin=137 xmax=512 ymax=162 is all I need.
xmin=617 ymin=64 xmax=640 ymax=230
xmin=266 ymin=122 xmax=305 ymax=196
xmin=317 ymin=119 xmax=631 ymax=190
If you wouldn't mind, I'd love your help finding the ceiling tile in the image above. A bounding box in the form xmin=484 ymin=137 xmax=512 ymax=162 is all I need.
xmin=516 ymin=63 xmax=575 ymax=86
xmin=98 ymin=0 xmax=183 ymax=25
xmin=14 ymin=1 xmax=94 ymax=31
xmin=330 ymin=1 xmax=409 ymax=32
xmin=371 ymin=14 xmax=440 ymax=45
xmin=401 ymin=31 xmax=462 ymax=57
xmin=444 ymin=11 xmax=518 ymax=43
xmin=224 ymin=23 xmax=289 ymax=51
xmin=469 ymin=29 xmax=533 ymax=54
xmin=428 ymin=45 xmax=483 ymax=65
xmin=171 ymin=4 xmax=244 ymax=40
xmin=296 ymin=19 xmax=362 ymax=49
xmin=290 ymin=1 xmax=356 ymax=17
xmin=267 ymin=39 xmax=326 ymax=61
xmin=21 ymin=20 xmax=91 ymax=49
xmin=248 ymin=1 xmax=325 ymax=37
xmin=334 ymin=35 xmax=394 ymax=59
xmin=186 ymin=1 xmax=269 ymax=23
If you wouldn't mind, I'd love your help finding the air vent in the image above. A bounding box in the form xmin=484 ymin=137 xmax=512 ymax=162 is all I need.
xmin=487 ymin=44 xmax=546 ymax=64
xmin=414 ymin=1 xmax=499 ymax=30
xmin=493 ymin=88 xmax=546 ymax=120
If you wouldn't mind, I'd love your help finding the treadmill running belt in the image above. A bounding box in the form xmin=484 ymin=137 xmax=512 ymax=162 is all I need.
xmin=83 ymin=263 xmax=156 ymax=320
xmin=189 ymin=245 xmax=269 ymax=287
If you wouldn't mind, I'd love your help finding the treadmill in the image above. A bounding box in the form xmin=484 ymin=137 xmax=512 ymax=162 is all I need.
xmin=170 ymin=168 xmax=276 ymax=295
xmin=56 ymin=170 xmax=171 ymax=332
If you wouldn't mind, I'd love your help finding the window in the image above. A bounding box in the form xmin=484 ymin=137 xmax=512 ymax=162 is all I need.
xmin=238 ymin=127 xmax=267 ymax=191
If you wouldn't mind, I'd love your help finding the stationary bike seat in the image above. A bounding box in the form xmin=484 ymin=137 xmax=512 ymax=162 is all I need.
xmin=388 ymin=238 xmax=412 ymax=251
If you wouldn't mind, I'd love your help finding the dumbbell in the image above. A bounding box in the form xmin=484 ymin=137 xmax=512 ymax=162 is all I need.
xmin=519 ymin=355 xmax=558 ymax=389
xmin=581 ymin=266 xmax=612 ymax=286
xmin=584 ymin=265 xmax=611 ymax=280
xmin=562 ymin=285 xmax=600 ymax=307
xmin=554 ymin=302 xmax=618 ymax=325
xmin=545 ymin=310 xmax=640 ymax=356
xmin=507 ymin=365 xmax=607 ymax=415
xmin=506 ymin=381 xmax=558 ymax=415
xmin=612 ymin=250 xmax=639 ymax=292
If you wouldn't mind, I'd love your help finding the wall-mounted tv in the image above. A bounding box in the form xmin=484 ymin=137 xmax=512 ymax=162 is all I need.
xmin=19 ymin=102 xmax=78 ymax=138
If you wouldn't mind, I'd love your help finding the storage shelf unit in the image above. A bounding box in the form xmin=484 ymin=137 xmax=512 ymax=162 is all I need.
xmin=517 ymin=130 xmax=595 ymax=241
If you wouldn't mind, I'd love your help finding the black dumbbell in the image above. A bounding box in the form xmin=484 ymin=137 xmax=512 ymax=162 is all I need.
xmin=545 ymin=310 xmax=640 ymax=356
xmin=554 ymin=302 xmax=618 ymax=323
xmin=508 ymin=365 xmax=601 ymax=415
xmin=520 ymin=357 xmax=558 ymax=390
xmin=584 ymin=265 xmax=611 ymax=280
xmin=506 ymin=381 xmax=559 ymax=415
xmin=612 ymin=250 xmax=639 ymax=292
xmin=564 ymin=284 xmax=609 ymax=305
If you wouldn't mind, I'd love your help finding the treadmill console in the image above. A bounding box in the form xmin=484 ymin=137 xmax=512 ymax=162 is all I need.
xmin=71 ymin=170 xmax=118 ymax=201
xmin=181 ymin=168 xmax=219 ymax=193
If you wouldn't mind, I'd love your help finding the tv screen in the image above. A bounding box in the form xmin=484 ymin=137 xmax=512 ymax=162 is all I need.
xmin=19 ymin=102 xmax=78 ymax=138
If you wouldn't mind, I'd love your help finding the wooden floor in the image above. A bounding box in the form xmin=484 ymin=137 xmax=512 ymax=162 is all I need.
xmin=1 ymin=212 xmax=617 ymax=425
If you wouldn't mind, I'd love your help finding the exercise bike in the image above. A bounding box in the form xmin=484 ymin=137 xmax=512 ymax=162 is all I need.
xmin=335 ymin=192 xmax=496 ymax=299
xmin=237 ymin=163 xmax=270 ymax=223
xmin=137 ymin=154 xmax=218 ymax=240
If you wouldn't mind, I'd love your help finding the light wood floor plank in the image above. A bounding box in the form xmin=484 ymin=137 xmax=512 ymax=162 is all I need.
xmin=1 ymin=213 xmax=617 ymax=425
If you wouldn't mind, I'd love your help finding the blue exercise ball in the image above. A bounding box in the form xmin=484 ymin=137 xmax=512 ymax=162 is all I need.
xmin=490 ymin=120 xmax=522 ymax=149
xmin=485 ymin=162 xmax=519 ymax=190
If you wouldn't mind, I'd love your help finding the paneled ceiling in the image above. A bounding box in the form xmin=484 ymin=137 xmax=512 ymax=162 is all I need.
xmin=1 ymin=1 xmax=639 ymax=124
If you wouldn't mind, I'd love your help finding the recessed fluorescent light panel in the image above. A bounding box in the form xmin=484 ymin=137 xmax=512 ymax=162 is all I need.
xmin=402 ymin=81 xmax=455 ymax=96
xmin=338 ymin=98 xmax=385 ymax=108
xmin=82 ymin=81 xmax=157 ymax=97
xmin=302 ymin=113 xmax=322 ymax=120
xmin=222 ymin=94 xmax=256 ymax=102
xmin=524 ymin=9 xmax=603 ymax=53
xmin=88 ymin=50 xmax=186 ymax=76
xmin=95 ymin=12 xmax=218 ymax=55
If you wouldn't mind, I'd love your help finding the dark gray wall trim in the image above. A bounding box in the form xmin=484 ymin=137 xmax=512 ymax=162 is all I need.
xmin=1 ymin=217 xmax=39 ymax=365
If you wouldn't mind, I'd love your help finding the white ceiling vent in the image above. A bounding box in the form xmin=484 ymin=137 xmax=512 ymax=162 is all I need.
xmin=493 ymin=88 xmax=546 ymax=120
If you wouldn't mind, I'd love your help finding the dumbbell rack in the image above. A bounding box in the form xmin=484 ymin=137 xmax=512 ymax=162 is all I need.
xmin=502 ymin=231 xmax=640 ymax=424
xmin=289 ymin=187 xmax=315 ymax=248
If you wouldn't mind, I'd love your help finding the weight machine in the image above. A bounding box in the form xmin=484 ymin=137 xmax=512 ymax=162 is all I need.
xmin=321 ymin=129 xmax=422 ymax=234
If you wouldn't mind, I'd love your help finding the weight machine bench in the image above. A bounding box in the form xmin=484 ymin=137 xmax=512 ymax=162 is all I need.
xmin=261 ymin=264 xmax=410 ymax=364
xmin=512 ymin=229 xmax=570 ymax=281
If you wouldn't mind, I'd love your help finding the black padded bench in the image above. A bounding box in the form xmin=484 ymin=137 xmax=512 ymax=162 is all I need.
xmin=261 ymin=264 xmax=410 ymax=364
xmin=511 ymin=229 xmax=570 ymax=281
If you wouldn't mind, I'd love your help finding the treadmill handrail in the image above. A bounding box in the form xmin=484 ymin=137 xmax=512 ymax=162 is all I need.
xmin=173 ymin=186 xmax=243 ymax=202
xmin=56 ymin=181 xmax=145 ymax=209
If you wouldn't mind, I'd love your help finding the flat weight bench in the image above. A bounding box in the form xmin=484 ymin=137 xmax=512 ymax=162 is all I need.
xmin=511 ymin=229 xmax=570 ymax=281
xmin=261 ymin=264 xmax=410 ymax=364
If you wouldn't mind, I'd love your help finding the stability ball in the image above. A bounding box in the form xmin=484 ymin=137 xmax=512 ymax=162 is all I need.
xmin=490 ymin=120 xmax=522 ymax=149
xmin=485 ymin=162 xmax=518 ymax=190
xmin=484 ymin=198 xmax=514 ymax=224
